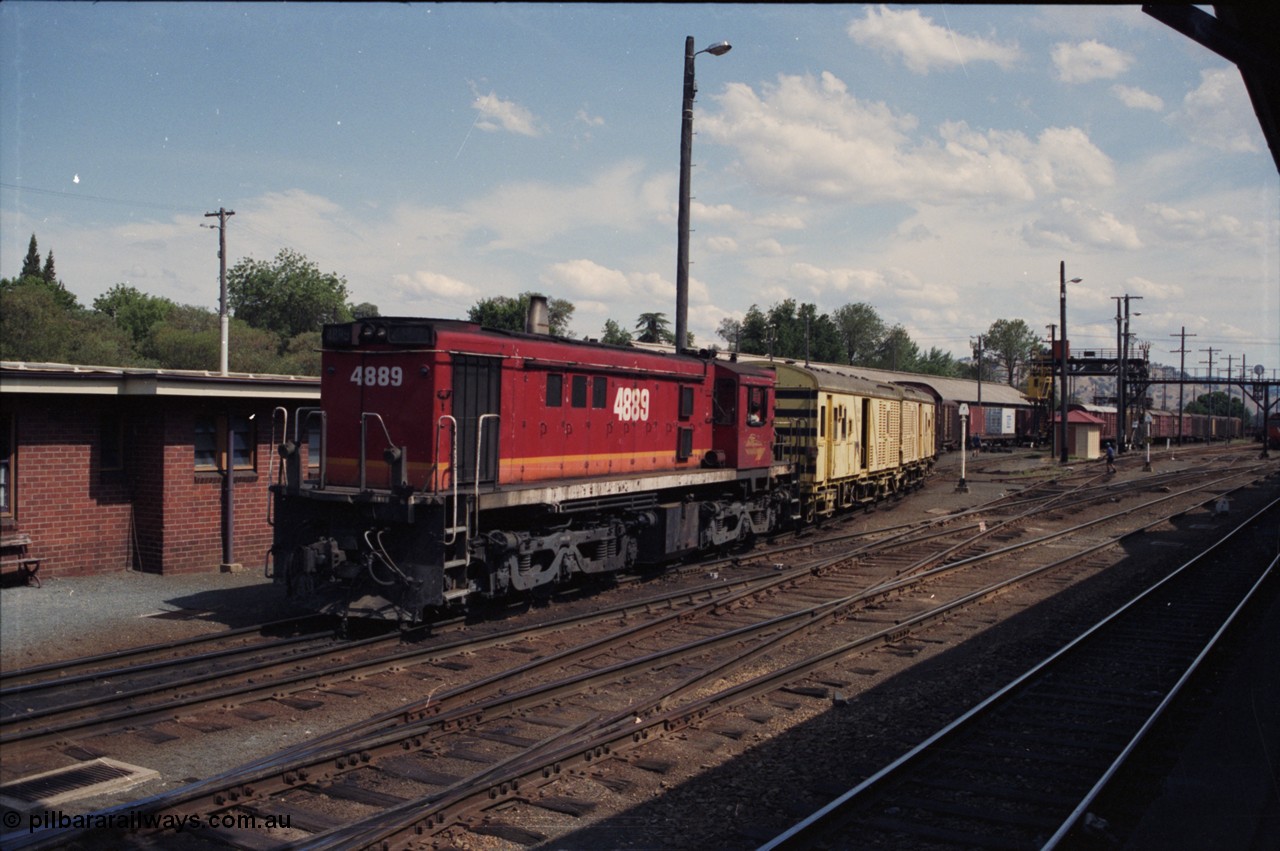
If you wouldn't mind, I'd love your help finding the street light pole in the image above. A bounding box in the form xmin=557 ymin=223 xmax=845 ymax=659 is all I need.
xmin=1059 ymin=263 xmax=1081 ymax=464
xmin=676 ymin=36 xmax=730 ymax=355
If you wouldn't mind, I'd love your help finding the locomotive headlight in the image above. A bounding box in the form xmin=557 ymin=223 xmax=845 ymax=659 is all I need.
xmin=358 ymin=323 xmax=375 ymax=342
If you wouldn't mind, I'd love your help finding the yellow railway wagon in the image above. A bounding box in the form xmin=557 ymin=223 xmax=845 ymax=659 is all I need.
xmin=772 ymin=362 xmax=935 ymax=521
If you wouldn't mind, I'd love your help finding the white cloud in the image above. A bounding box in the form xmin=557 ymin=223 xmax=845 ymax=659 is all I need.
xmin=753 ymin=238 xmax=785 ymax=257
xmin=1022 ymin=198 xmax=1143 ymax=251
xmin=575 ymin=108 xmax=604 ymax=128
xmin=702 ymin=73 xmax=1113 ymax=204
xmin=539 ymin=258 xmax=632 ymax=299
xmin=1144 ymin=202 xmax=1266 ymax=243
xmin=848 ymin=5 xmax=1021 ymax=75
xmin=1111 ymin=84 xmax=1163 ymax=112
xmin=391 ymin=269 xmax=477 ymax=304
xmin=471 ymin=88 xmax=543 ymax=137
xmin=1051 ymin=40 xmax=1132 ymax=83
xmin=464 ymin=161 xmax=651 ymax=249
xmin=1171 ymin=67 xmax=1263 ymax=154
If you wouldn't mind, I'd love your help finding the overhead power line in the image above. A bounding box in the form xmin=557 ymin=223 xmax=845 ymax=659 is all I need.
xmin=0 ymin=181 xmax=190 ymax=214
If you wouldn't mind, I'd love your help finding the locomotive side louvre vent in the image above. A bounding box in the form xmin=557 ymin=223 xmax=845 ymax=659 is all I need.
xmin=0 ymin=758 xmax=159 ymax=808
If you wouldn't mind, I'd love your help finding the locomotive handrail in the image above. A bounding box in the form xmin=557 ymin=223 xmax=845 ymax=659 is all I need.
xmin=359 ymin=412 xmax=401 ymax=492
xmin=473 ymin=413 xmax=501 ymax=548
xmin=270 ymin=407 xmax=288 ymax=487
xmin=267 ymin=407 xmax=289 ymax=526
xmin=294 ymin=407 xmax=326 ymax=490
xmin=436 ymin=415 xmax=460 ymax=545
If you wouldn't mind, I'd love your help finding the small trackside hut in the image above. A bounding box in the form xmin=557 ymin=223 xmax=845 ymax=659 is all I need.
xmin=271 ymin=314 xmax=794 ymax=622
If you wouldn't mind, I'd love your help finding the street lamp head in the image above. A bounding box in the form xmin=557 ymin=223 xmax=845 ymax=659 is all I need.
xmin=1068 ymin=278 xmax=1082 ymax=284
xmin=701 ymin=41 xmax=732 ymax=56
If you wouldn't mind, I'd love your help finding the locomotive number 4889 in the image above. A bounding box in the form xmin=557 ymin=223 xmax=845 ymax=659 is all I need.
xmin=350 ymin=365 xmax=404 ymax=387
xmin=613 ymin=386 xmax=650 ymax=421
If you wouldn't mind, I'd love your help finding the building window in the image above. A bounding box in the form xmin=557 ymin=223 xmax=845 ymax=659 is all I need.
xmin=195 ymin=417 xmax=218 ymax=470
xmin=229 ymin=415 xmax=255 ymax=469
xmin=100 ymin=414 xmax=125 ymax=472
xmin=195 ymin=415 xmax=257 ymax=472
xmin=547 ymin=374 xmax=563 ymax=407
xmin=0 ymin=413 xmax=12 ymax=517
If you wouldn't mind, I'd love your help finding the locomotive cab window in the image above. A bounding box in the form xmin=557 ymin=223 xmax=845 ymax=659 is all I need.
xmin=747 ymin=386 xmax=767 ymax=427
xmin=546 ymin=374 xmax=563 ymax=407
xmin=713 ymin=379 xmax=737 ymax=425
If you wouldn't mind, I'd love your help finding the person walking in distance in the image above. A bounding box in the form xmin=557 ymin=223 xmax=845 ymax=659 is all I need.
xmin=1105 ymin=441 xmax=1116 ymax=474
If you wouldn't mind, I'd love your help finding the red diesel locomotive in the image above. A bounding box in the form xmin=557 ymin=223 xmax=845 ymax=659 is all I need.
xmin=272 ymin=313 xmax=794 ymax=621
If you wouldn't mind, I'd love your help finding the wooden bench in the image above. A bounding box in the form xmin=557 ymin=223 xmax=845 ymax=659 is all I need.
xmin=1 ymin=532 xmax=41 ymax=587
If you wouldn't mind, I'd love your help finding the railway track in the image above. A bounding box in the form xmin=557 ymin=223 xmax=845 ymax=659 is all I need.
xmin=7 ymin=459 xmax=1271 ymax=850
xmin=0 ymin=455 xmax=1247 ymax=758
xmin=757 ymin=496 xmax=1279 ymax=851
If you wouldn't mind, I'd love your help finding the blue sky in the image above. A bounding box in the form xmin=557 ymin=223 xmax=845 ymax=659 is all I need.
xmin=2 ymin=3 xmax=1277 ymax=375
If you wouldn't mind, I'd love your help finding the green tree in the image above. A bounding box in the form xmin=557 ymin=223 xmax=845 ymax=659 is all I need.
xmin=227 ymin=248 xmax=352 ymax=345
xmin=634 ymin=312 xmax=673 ymax=344
xmin=93 ymin=284 xmax=176 ymax=347
xmin=1184 ymin=391 xmax=1246 ymax=419
xmin=916 ymin=346 xmax=958 ymax=377
xmin=351 ymin=302 xmax=380 ymax=319
xmin=2 ymin=235 xmax=78 ymax=312
xmin=716 ymin=317 xmax=743 ymax=351
xmin=139 ymin=306 xmax=279 ymax=372
xmin=600 ymin=319 xmax=633 ymax=346
xmin=468 ymin=292 xmax=574 ymax=336
xmin=740 ymin=305 xmax=772 ymax=355
xmin=871 ymin=325 xmax=920 ymax=371
xmin=0 ymin=281 xmax=137 ymax=365
xmin=832 ymin=302 xmax=886 ymax=366
xmin=276 ymin=331 xmax=323 ymax=375
xmin=20 ymin=234 xmax=41 ymax=279
xmin=983 ymin=318 xmax=1039 ymax=387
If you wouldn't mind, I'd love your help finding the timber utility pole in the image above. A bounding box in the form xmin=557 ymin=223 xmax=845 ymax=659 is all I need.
xmin=1170 ymin=327 xmax=1197 ymax=446
xmin=1201 ymin=346 xmax=1219 ymax=423
xmin=205 ymin=207 xmax=235 ymax=376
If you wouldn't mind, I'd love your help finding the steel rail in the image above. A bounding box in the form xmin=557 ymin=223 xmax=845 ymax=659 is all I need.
xmin=7 ymin=465 xmax=1265 ymax=849
xmin=757 ymin=496 xmax=1280 ymax=851
xmin=244 ymin=471 xmax=1274 ymax=848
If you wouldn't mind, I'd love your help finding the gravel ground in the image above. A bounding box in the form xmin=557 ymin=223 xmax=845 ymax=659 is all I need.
xmin=3 ymin=444 xmax=1275 ymax=850
xmin=1 ymin=568 xmax=313 ymax=671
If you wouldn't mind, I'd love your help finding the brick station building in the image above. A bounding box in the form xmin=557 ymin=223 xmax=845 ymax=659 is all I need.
xmin=1 ymin=362 xmax=319 ymax=581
